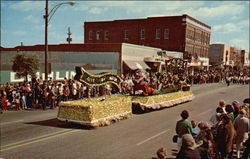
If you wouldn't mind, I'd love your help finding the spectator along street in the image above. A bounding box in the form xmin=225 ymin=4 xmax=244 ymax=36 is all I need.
xmin=1 ymin=83 xmax=248 ymax=159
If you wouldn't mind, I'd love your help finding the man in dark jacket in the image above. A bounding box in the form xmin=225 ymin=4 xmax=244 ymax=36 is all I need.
xmin=216 ymin=114 xmax=235 ymax=159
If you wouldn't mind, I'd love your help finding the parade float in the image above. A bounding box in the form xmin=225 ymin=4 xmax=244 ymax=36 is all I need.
xmin=131 ymin=58 xmax=194 ymax=113
xmin=132 ymin=87 xmax=194 ymax=113
xmin=57 ymin=94 xmax=132 ymax=126
xmin=57 ymin=67 xmax=132 ymax=126
xmin=57 ymin=58 xmax=194 ymax=126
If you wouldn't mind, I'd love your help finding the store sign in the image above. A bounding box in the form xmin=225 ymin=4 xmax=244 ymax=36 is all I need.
xmin=165 ymin=58 xmax=188 ymax=74
xmin=74 ymin=66 xmax=122 ymax=91
xmin=9 ymin=71 xmax=76 ymax=83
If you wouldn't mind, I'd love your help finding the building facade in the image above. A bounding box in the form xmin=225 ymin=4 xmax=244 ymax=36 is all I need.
xmin=84 ymin=14 xmax=211 ymax=68
xmin=208 ymin=43 xmax=249 ymax=69
xmin=0 ymin=43 xmax=165 ymax=83
xmin=209 ymin=44 xmax=231 ymax=67
xmin=240 ymin=50 xmax=249 ymax=68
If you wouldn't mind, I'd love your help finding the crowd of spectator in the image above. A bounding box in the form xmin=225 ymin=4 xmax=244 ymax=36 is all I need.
xmin=0 ymin=68 xmax=249 ymax=111
xmin=186 ymin=70 xmax=249 ymax=85
xmin=175 ymin=100 xmax=249 ymax=159
xmin=0 ymin=68 xmax=249 ymax=159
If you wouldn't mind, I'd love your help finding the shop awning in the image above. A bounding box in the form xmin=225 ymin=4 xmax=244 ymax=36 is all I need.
xmin=124 ymin=60 xmax=150 ymax=70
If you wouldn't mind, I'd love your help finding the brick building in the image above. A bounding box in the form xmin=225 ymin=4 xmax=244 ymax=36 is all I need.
xmin=84 ymin=14 xmax=211 ymax=69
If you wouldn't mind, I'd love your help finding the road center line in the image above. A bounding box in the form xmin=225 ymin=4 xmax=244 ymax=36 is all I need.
xmin=0 ymin=129 xmax=80 ymax=152
xmin=136 ymin=129 xmax=170 ymax=146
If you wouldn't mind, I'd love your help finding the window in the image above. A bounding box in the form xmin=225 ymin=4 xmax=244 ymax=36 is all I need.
xmin=205 ymin=34 xmax=208 ymax=44
xmin=164 ymin=28 xmax=169 ymax=39
xmin=226 ymin=51 xmax=229 ymax=62
xmin=201 ymin=32 xmax=205 ymax=44
xmin=186 ymin=29 xmax=192 ymax=40
xmin=156 ymin=28 xmax=160 ymax=40
xmin=104 ymin=30 xmax=109 ymax=40
xmin=140 ymin=29 xmax=145 ymax=40
xmin=207 ymin=34 xmax=210 ymax=44
xmin=124 ymin=30 xmax=129 ymax=40
xmin=196 ymin=33 xmax=200 ymax=42
xmin=205 ymin=33 xmax=210 ymax=44
xmin=96 ymin=31 xmax=100 ymax=40
xmin=192 ymin=31 xmax=194 ymax=40
xmin=89 ymin=30 xmax=93 ymax=40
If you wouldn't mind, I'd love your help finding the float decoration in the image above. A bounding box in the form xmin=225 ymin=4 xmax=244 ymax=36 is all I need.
xmin=58 ymin=67 xmax=130 ymax=127
xmin=132 ymin=91 xmax=194 ymax=113
xmin=74 ymin=66 xmax=123 ymax=92
xmin=57 ymin=95 xmax=132 ymax=127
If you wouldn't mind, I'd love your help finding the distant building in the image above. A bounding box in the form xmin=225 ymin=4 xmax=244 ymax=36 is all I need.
xmin=208 ymin=43 xmax=249 ymax=69
xmin=209 ymin=44 xmax=231 ymax=67
xmin=240 ymin=50 xmax=249 ymax=68
xmin=84 ymin=14 xmax=211 ymax=70
xmin=230 ymin=47 xmax=242 ymax=67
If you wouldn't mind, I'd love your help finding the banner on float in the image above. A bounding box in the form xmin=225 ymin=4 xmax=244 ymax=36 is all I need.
xmin=74 ymin=66 xmax=122 ymax=91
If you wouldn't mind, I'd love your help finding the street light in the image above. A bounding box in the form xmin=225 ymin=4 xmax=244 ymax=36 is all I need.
xmin=44 ymin=0 xmax=75 ymax=81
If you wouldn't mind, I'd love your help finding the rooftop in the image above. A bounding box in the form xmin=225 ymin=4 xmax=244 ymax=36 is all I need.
xmin=85 ymin=14 xmax=211 ymax=29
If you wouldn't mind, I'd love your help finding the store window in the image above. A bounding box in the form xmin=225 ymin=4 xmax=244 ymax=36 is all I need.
xmin=96 ymin=31 xmax=100 ymax=40
xmin=164 ymin=28 xmax=169 ymax=39
xmin=89 ymin=30 xmax=93 ymax=40
xmin=156 ymin=28 xmax=160 ymax=40
xmin=104 ymin=30 xmax=109 ymax=40
xmin=124 ymin=30 xmax=129 ymax=40
xmin=140 ymin=29 xmax=145 ymax=40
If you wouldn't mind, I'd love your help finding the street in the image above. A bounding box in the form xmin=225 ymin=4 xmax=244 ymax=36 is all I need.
xmin=0 ymin=83 xmax=249 ymax=159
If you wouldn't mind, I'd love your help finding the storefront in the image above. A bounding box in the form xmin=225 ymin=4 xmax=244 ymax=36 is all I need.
xmin=0 ymin=43 xmax=164 ymax=83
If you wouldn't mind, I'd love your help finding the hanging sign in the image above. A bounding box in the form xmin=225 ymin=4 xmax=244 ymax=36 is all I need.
xmin=165 ymin=58 xmax=188 ymax=74
xmin=74 ymin=66 xmax=122 ymax=91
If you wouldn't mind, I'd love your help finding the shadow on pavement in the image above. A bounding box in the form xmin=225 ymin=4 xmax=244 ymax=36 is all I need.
xmin=25 ymin=118 xmax=96 ymax=130
xmin=132 ymin=104 xmax=177 ymax=115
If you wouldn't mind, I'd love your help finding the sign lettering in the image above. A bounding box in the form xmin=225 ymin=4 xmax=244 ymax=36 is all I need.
xmin=74 ymin=67 xmax=122 ymax=92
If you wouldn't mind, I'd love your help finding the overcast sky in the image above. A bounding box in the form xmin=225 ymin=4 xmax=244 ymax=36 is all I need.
xmin=1 ymin=1 xmax=249 ymax=51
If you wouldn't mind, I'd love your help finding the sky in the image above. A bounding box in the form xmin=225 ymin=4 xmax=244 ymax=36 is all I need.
xmin=1 ymin=1 xmax=249 ymax=51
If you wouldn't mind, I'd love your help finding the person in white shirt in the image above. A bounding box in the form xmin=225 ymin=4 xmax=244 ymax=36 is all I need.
xmin=234 ymin=109 xmax=249 ymax=159
xmin=210 ymin=107 xmax=224 ymax=125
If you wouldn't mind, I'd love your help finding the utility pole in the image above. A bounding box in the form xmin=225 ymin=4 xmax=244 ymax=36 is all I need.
xmin=44 ymin=0 xmax=49 ymax=81
xmin=44 ymin=0 xmax=75 ymax=81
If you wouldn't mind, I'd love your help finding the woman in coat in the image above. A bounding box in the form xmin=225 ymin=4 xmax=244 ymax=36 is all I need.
xmin=234 ymin=109 xmax=249 ymax=159
xmin=216 ymin=114 xmax=235 ymax=159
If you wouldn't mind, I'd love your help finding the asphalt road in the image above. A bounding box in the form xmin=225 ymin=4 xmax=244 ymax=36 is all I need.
xmin=0 ymin=83 xmax=249 ymax=159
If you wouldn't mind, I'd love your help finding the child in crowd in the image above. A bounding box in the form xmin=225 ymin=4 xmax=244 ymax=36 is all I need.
xmin=1 ymin=95 xmax=8 ymax=111
xmin=13 ymin=94 xmax=20 ymax=110
xmin=191 ymin=120 xmax=200 ymax=139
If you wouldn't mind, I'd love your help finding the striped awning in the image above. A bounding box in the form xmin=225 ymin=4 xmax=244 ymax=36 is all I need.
xmin=124 ymin=60 xmax=150 ymax=70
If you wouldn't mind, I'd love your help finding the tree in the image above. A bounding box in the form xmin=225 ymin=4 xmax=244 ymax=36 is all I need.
xmin=12 ymin=53 xmax=39 ymax=82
